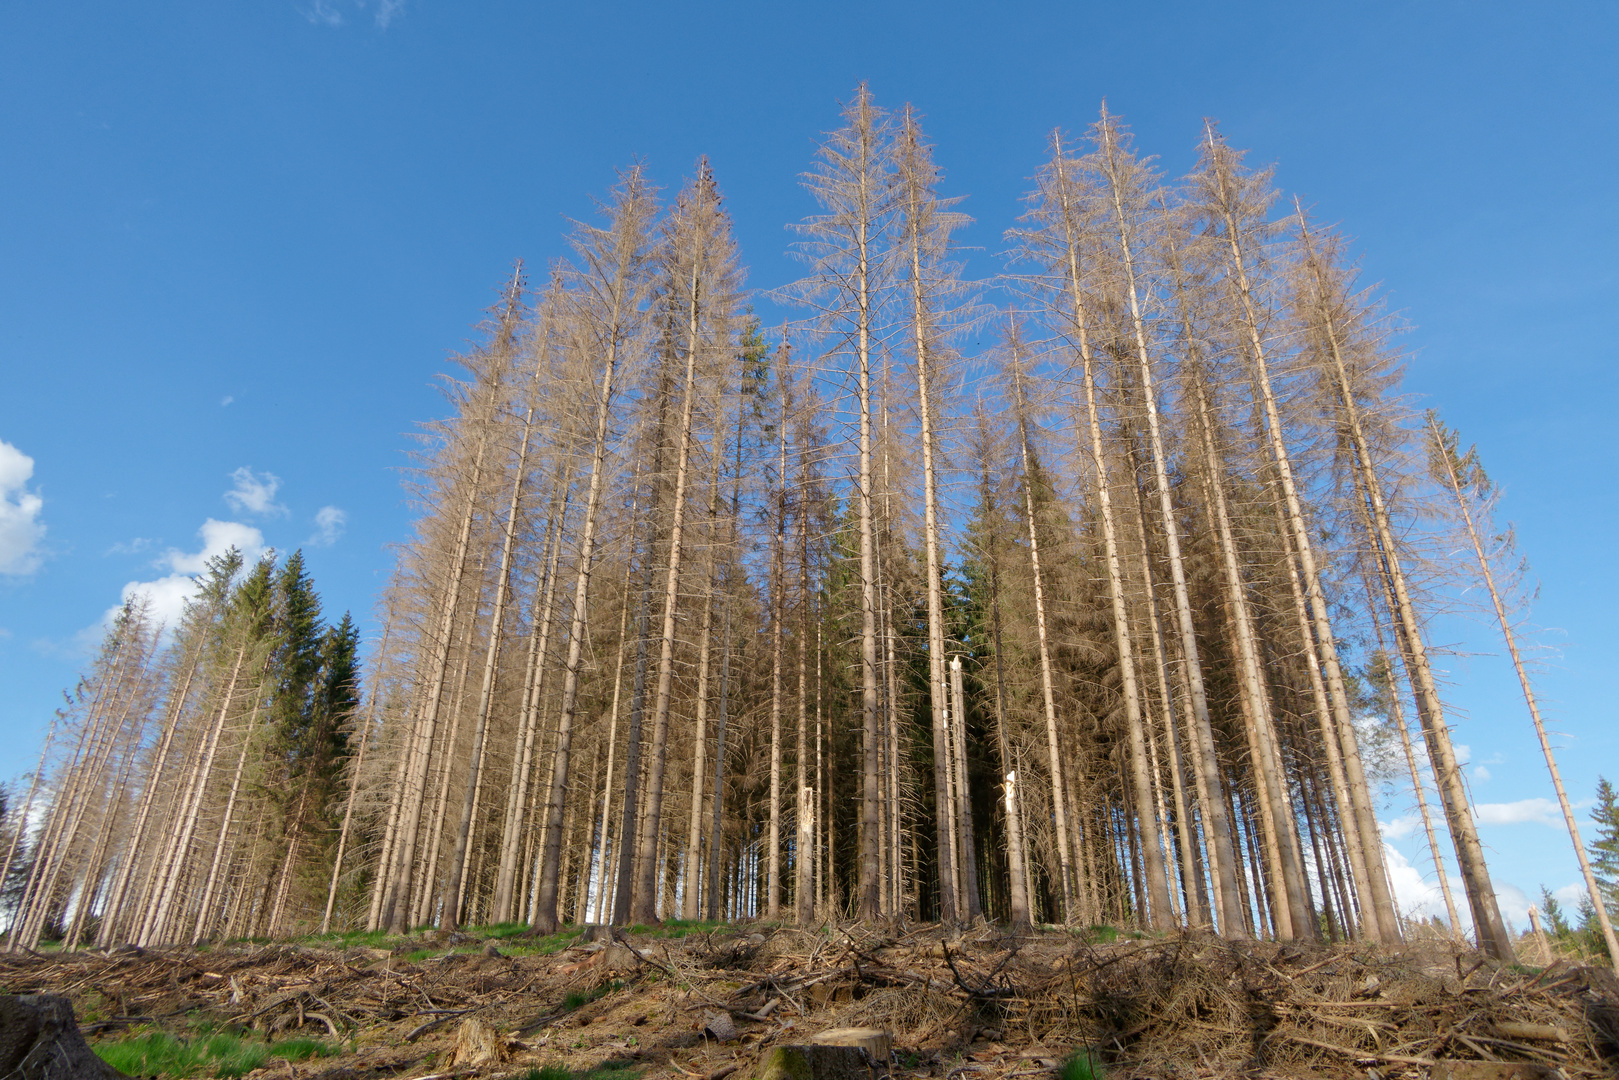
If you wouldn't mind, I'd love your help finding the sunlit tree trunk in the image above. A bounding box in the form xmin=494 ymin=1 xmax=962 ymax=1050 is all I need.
xmin=533 ymin=170 xmax=654 ymax=933
xmin=1428 ymin=414 xmax=1612 ymax=961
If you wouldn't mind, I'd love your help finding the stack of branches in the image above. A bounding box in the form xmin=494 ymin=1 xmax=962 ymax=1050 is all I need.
xmin=5 ymin=928 xmax=1619 ymax=1079
xmin=1033 ymin=933 xmax=1619 ymax=1077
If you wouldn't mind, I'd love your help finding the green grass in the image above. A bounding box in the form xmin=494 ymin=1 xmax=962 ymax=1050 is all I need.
xmin=1058 ymin=1050 xmax=1103 ymax=1080
xmin=505 ymin=931 xmax=581 ymax=957
xmin=94 ymin=1032 xmax=339 ymax=1079
xmin=561 ymin=980 xmax=622 ymax=1011
xmin=295 ymin=926 xmax=395 ymax=949
xmin=622 ymin=919 xmax=726 ymax=940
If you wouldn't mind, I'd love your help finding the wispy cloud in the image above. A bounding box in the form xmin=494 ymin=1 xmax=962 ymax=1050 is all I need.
xmin=304 ymin=0 xmax=405 ymax=29
xmin=224 ymin=467 xmax=287 ymax=517
xmin=106 ymin=537 xmax=156 ymax=556
xmin=308 ymin=506 xmax=347 ymax=547
xmin=305 ymin=0 xmax=344 ymax=27
xmin=221 ymin=395 xmax=234 ymax=407
xmin=0 ymin=439 xmax=45 ymax=575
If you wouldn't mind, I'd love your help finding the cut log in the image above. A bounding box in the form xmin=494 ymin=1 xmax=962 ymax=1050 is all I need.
xmin=0 ymin=995 xmax=132 ymax=1080
xmin=1493 ymin=1021 xmax=1571 ymax=1043
xmin=758 ymin=1028 xmax=892 ymax=1080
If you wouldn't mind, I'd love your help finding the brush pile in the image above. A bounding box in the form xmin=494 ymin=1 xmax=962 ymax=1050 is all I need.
xmin=1 ymin=925 xmax=1616 ymax=1079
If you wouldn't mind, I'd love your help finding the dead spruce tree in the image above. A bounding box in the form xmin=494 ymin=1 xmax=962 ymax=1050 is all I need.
xmin=787 ymin=84 xmax=892 ymax=922
xmin=16 ymin=96 xmax=1557 ymax=947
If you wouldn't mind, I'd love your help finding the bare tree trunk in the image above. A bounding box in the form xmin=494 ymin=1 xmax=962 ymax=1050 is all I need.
xmin=1428 ymin=412 xmax=1615 ymax=963
xmin=532 ymin=172 xmax=651 ymax=933
xmin=985 ymin=501 xmax=1032 ymax=931
xmin=851 ymin=111 xmax=883 ymax=927
xmin=682 ymin=408 xmax=728 ymax=920
xmin=1049 ymin=139 xmax=1172 ymax=928
xmin=488 ymin=463 xmax=571 ymax=921
xmin=1099 ymin=113 xmax=1240 ymax=933
xmin=1201 ymin=134 xmax=1404 ymax=946
xmin=1009 ymin=360 xmax=1075 ymax=924
xmin=192 ymin=695 xmax=265 ymax=942
xmin=897 ymin=114 xmax=960 ymax=926
xmin=442 ymin=393 xmax=539 ymax=928
xmin=706 ymin=409 xmax=744 ymax=922
xmin=633 ymin=172 xmax=734 ymax=923
xmin=795 ymin=422 xmax=815 ymax=925
xmin=1279 ymin=202 xmax=1503 ymax=954
xmin=141 ymin=643 xmax=249 ymax=946
xmin=949 ymin=656 xmax=982 ymax=920
xmin=766 ymin=350 xmax=788 ymax=920
xmin=383 ymin=441 xmax=492 ymax=934
xmin=1 ymin=715 xmax=55 ymax=944
xmin=1361 ymin=571 xmax=1461 ymax=935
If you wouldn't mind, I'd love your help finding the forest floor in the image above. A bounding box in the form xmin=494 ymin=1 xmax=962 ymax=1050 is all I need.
xmin=4 ymin=920 xmax=1618 ymax=1080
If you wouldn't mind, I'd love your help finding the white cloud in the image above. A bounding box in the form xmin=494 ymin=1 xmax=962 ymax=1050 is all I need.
xmin=0 ymin=439 xmax=45 ymax=575
xmin=224 ymin=467 xmax=287 ymax=517
xmin=1383 ymin=842 xmax=1458 ymax=926
xmin=308 ymin=506 xmax=347 ymax=547
xmin=1475 ymin=798 xmax=1561 ymax=826
xmin=375 ymin=0 xmax=405 ymax=27
xmin=114 ymin=519 xmax=268 ymax=632
xmin=1553 ymin=882 xmax=1587 ymax=907
xmin=1378 ymin=815 xmax=1421 ymax=840
xmin=1473 ymin=765 xmax=1493 ymax=781
xmin=221 ymin=395 xmax=234 ymax=407
xmin=1380 ymin=842 xmax=1531 ymax=934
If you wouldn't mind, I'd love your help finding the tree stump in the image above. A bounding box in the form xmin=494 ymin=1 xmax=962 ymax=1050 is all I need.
xmin=0 ymin=995 xmax=132 ymax=1080
xmin=757 ymin=1028 xmax=891 ymax=1080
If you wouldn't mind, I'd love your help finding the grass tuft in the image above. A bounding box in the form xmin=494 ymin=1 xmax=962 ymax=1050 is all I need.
xmin=95 ymin=1032 xmax=338 ymax=1079
xmin=1058 ymin=1050 xmax=1103 ymax=1080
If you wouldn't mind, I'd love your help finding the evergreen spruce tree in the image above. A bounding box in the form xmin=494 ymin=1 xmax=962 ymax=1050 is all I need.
xmin=1589 ymin=777 xmax=1619 ymax=911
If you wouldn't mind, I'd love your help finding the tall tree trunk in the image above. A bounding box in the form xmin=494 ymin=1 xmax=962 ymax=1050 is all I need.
xmin=491 ymin=465 xmax=572 ymax=922
xmin=532 ymin=174 xmax=649 ymax=933
xmin=766 ymin=348 xmax=788 ymax=920
xmin=1048 ymin=138 xmax=1173 ymax=928
xmin=1200 ymin=133 xmax=1403 ymax=945
xmin=1010 ymin=359 xmax=1076 ymax=924
xmin=682 ymin=401 xmax=728 ymax=920
xmin=443 ymin=392 xmax=540 ymax=928
xmin=1427 ymin=412 xmax=1616 ymax=963
xmin=1276 ymin=199 xmax=1503 ymax=954
xmin=1098 ymin=112 xmax=1239 ymax=933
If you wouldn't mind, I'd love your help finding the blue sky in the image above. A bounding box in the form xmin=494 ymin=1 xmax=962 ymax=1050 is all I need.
xmin=1 ymin=1 xmax=1614 ymax=931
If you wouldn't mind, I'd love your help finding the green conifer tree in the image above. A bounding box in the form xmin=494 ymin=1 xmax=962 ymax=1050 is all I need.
xmin=1588 ymin=778 xmax=1619 ymax=910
